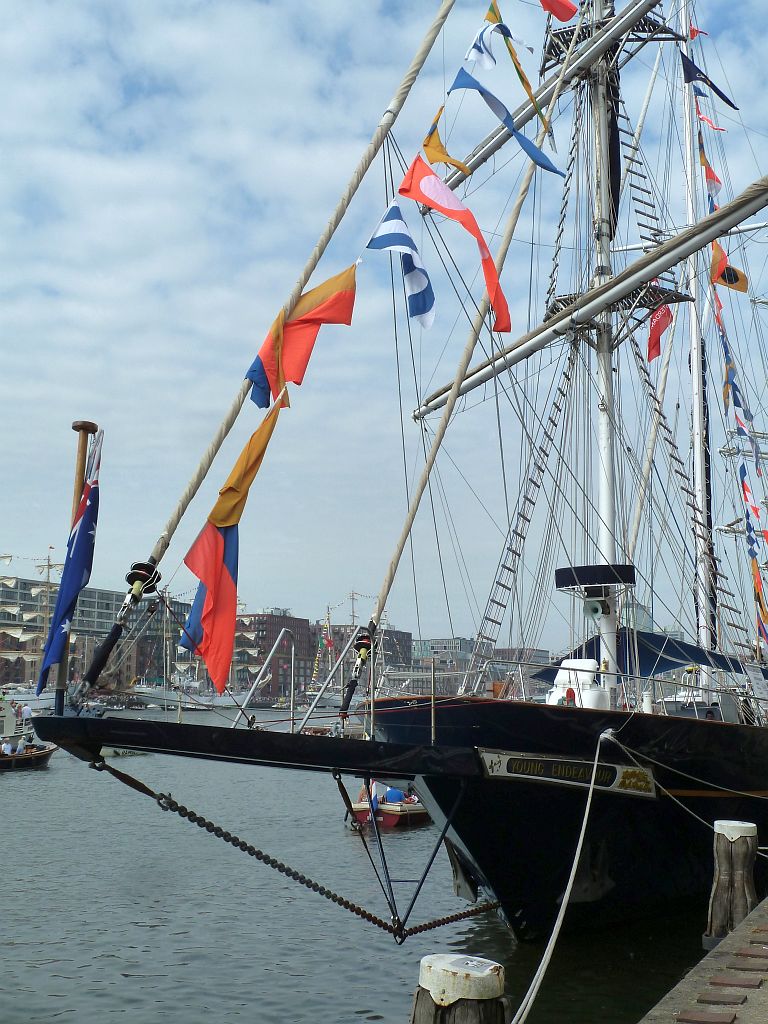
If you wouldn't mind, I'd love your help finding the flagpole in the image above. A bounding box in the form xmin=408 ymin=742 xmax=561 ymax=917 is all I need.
xmin=54 ymin=420 xmax=98 ymax=716
xmin=358 ymin=9 xmax=587 ymax=691
xmin=146 ymin=0 xmax=456 ymax=574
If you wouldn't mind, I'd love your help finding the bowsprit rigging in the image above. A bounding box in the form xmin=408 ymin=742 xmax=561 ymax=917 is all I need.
xmin=82 ymin=754 xmax=498 ymax=945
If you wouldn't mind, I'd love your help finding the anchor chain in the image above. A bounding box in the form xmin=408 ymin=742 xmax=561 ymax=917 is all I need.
xmin=90 ymin=758 xmax=499 ymax=942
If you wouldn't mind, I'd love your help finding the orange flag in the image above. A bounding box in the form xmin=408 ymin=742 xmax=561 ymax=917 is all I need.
xmin=711 ymin=241 xmax=748 ymax=293
xmin=247 ymin=266 xmax=356 ymax=407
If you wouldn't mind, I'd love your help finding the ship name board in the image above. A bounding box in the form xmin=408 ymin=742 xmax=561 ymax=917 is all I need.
xmin=478 ymin=749 xmax=655 ymax=798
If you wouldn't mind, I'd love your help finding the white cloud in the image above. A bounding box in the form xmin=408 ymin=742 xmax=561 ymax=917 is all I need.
xmin=1 ymin=0 xmax=766 ymax=661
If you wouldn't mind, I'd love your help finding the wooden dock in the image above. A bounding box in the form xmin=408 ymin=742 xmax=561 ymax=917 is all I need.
xmin=638 ymin=898 xmax=768 ymax=1023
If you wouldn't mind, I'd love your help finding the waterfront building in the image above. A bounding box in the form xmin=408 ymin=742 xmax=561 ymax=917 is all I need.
xmin=233 ymin=608 xmax=314 ymax=698
xmin=0 ymin=574 xmax=191 ymax=690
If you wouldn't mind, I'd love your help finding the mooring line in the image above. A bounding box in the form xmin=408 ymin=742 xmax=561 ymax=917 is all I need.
xmin=605 ymin=733 xmax=768 ymax=860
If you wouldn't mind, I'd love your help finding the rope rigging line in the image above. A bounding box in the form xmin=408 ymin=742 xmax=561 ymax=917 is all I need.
xmin=510 ymin=728 xmax=610 ymax=1024
xmin=382 ymin=138 xmax=424 ymax=646
xmin=382 ymin=131 xmax=510 ymax=639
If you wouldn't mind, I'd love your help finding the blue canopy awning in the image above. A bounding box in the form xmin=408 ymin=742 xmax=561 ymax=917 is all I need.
xmin=533 ymin=627 xmax=766 ymax=683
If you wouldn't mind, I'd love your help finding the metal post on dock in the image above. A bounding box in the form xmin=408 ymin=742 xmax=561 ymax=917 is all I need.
xmin=430 ymin=659 xmax=436 ymax=744
xmin=410 ymin=954 xmax=511 ymax=1023
xmin=703 ymin=820 xmax=758 ymax=950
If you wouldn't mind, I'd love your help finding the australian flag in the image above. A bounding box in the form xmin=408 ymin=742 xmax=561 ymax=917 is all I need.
xmin=37 ymin=430 xmax=103 ymax=693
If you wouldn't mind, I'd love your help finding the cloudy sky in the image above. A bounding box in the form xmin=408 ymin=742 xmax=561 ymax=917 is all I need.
xmin=1 ymin=0 xmax=764 ymax=648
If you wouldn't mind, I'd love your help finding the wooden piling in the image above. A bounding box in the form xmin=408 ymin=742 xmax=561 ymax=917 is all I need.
xmin=703 ymin=820 xmax=758 ymax=951
xmin=409 ymin=954 xmax=511 ymax=1023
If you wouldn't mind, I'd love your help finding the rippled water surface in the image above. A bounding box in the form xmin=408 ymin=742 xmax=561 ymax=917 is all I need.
xmin=3 ymin=710 xmax=705 ymax=1023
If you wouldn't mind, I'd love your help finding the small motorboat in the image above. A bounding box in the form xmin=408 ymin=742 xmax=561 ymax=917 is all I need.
xmin=350 ymin=784 xmax=430 ymax=829
xmin=0 ymin=698 xmax=57 ymax=771
xmin=0 ymin=741 xmax=57 ymax=772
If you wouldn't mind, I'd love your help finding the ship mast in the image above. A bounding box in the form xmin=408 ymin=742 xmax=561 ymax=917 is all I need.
xmin=590 ymin=0 xmax=619 ymax=688
xmin=680 ymin=0 xmax=717 ymax=656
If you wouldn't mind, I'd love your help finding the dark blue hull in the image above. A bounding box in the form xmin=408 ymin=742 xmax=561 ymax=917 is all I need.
xmin=32 ymin=700 xmax=768 ymax=941
xmin=370 ymin=696 xmax=768 ymax=939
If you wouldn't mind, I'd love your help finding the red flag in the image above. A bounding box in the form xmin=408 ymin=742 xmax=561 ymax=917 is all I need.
xmin=705 ymin=164 xmax=721 ymax=198
xmin=184 ymin=523 xmax=239 ymax=693
xmin=695 ymin=98 xmax=726 ymax=132
xmin=648 ymin=304 xmax=672 ymax=362
xmin=539 ymin=0 xmax=577 ymax=21
xmin=690 ymin=25 xmax=708 ymax=39
xmin=713 ymin=291 xmax=724 ymax=329
xmin=399 ymin=155 xmax=510 ymax=332
xmin=247 ymin=266 xmax=356 ymax=408
xmin=181 ymin=404 xmax=281 ymax=692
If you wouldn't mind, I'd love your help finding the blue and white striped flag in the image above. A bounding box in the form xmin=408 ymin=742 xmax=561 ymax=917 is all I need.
xmin=465 ymin=21 xmax=533 ymax=70
xmin=366 ymin=199 xmax=435 ymax=328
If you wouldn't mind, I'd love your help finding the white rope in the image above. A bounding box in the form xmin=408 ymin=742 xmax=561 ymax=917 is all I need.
xmin=606 ymin=732 xmax=768 ymax=862
xmin=147 ymin=0 xmax=458 ymax=568
xmin=511 ymin=728 xmax=612 ymax=1024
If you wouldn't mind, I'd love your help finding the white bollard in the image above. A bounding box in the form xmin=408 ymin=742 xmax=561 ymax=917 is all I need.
xmin=410 ymin=954 xmax=510 ymax=1023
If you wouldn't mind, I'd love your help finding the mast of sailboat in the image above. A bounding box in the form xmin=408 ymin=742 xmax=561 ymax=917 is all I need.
xmin=343 ymin=16 xmax=587 ymax=710
xmin=680 ymin=0 xmax=717 ymax=658
xmin=590 ymin=0 xmax=620 ymax=689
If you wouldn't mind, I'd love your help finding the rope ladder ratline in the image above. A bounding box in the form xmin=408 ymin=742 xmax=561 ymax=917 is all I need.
xmin=89 ymin=757 xmax=499 ymax=943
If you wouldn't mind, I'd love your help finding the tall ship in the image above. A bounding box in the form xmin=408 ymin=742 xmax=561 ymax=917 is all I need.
xmin=35 ymin=0 xmax=768 ymax=944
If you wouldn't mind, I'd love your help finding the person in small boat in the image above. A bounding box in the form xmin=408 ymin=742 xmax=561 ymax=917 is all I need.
xmin=1 ymin=737 xmax=13 ymax=755
xmin=15 ymin=735 xmax=30 ymax=754
xmin=383 ymin=786 xmax=405 ymax=804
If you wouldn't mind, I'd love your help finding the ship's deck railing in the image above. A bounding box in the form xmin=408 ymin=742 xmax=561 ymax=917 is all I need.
xmin=373 ymin=661 xmax=767 ymax=728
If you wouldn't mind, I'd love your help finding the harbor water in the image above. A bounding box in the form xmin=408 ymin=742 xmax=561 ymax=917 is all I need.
xmin=3 ymin=709 xmax=705 ymax=1023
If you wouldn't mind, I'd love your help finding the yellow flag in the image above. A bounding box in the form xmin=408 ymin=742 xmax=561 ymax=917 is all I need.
xmin=423 ymin=105 xmax=472 ymax=177
xmin=209 ymin=402 xmax=281 ymax=527
xmin=485 ymin=1 xmax=549 ymax=135
xmin=711 ymin=240 xmax=748 ymax=293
